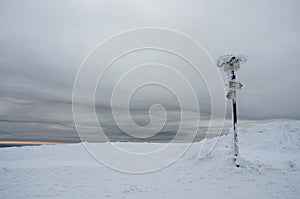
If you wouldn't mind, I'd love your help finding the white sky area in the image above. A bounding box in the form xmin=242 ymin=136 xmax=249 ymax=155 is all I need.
xmin=0 ymin=0 xmax=299 ymax=140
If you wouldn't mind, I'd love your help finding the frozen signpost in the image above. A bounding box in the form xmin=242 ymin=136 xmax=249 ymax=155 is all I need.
xmin=217 ymin=54 xmax=247 ymax=167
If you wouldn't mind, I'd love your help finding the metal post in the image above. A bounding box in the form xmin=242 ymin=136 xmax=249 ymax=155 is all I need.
xmin=216 ymin=54 xmax=247 ymax=168
xmin=232 ymin=99 xmax=239 ymax=166
xmin=231 ymin=70 xmax=239 ymax=167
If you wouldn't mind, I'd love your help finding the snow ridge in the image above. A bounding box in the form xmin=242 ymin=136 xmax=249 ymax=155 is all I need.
xmin=0 ymin=121 xmax=299 ymax=199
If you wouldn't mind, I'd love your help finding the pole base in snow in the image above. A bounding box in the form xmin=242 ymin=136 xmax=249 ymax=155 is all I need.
xmin=233 ymin=155 xmax=240 ymax=168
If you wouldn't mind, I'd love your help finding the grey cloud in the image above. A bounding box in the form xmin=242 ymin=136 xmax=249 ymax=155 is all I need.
xmin=0 ymin=0 xmax=299 ymax=141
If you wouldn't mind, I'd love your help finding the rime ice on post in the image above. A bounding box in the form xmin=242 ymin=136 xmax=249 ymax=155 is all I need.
xmin=217 ymin=54 xmax=247 ymax=167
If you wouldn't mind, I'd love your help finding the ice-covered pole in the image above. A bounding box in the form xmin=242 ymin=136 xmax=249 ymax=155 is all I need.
xmin=216 ymin=54 xmax=247 ymax=168
xmin=231 ymin=70 xmax=239 ymax=167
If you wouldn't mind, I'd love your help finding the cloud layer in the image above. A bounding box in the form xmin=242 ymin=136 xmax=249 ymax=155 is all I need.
xmin=0 ymin=0 xmax=299 ymax=141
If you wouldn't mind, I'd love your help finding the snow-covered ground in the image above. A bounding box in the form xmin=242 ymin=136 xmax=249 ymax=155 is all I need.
xmin=0 ymin=121 xmax=300 ymax=199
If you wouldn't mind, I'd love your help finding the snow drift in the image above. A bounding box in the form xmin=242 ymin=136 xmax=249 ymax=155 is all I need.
xmin=0 ymin=121 xmax=299 ymax=199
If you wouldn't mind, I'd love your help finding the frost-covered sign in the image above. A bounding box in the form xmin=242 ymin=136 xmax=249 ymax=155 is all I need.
xmin=217 ymin=54 xmax=248 ymax=167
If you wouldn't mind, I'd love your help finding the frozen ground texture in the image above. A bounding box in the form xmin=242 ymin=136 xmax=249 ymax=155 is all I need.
xmin=0 ymin=121 xmax=299 ymax=199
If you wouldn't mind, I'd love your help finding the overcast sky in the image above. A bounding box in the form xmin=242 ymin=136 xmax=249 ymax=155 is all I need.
xmin=0 ymin=0 xmax=299 ymax=141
